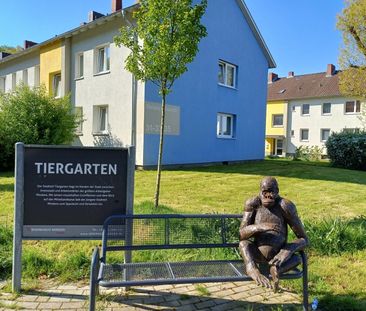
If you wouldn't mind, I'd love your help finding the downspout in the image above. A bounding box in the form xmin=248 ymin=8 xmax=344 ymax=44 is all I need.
xmin=122 ymin=10 xmax=138 ymax=148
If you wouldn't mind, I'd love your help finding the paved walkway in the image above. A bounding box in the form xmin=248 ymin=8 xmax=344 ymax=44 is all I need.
xmin=0 ymin=280 xmax=303 ymax=310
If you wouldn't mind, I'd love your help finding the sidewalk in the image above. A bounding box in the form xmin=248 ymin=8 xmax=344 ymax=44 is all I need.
xmin=0 ymin=280 xmax=302 ymax=310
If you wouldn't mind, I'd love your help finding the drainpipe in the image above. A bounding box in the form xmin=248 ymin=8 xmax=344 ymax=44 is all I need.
xmin=122 ymin=10 xmax=138 ymax=148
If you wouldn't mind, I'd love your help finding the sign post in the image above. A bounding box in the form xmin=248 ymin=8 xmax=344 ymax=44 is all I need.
xmin=12 ymin=144 xmax=134 ymax=292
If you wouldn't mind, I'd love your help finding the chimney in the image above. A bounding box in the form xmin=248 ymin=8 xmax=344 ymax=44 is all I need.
xmin=326 ymin=64 xmax=336 ymax=77
xmin=24 ymin=40 xmax=37 ymax=49
xmin=88 ymin=11 xmax=105 ymax=22
xmin=268 ymin=72 xmax=278 ymax=83
xmin=112 ymin=0 xmax=122 ymax=12
xmin=0 ymin=52 xmax=11 ymax=60
xmin=288 ymin=71 xmax=294 ymax=78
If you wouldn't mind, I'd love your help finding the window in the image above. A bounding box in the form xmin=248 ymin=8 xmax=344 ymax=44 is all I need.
xmin=95 ymin=45 xmax=110 ymax=74
xmin=300 ymin=129 xmax=309 ymax=141
xmin=345 ymin=101 xmax=361 ymax=114
xmin=343 ymin=128 xmax=360 ymax=134
xmin=322 ymin=103 xmax=331 ymax=115
xmin=272 ymin=114 xmax=283 ymax=127
xmin=276 ymin=139 xmax=284 ymax=156
xmin=34 ymin=66 xmax=40 ymax=87
xmin=301 ymin=104 xmax=310 ymax=115
xmin=93 ymin=105 xmax=108 ymax=134
xmin=75 ymin=52 xmax=84 ymax=79
xmin=218 ymin=60 xmax=237 ymax=88
xmin=22 ymin=69 xmax=28 ymax=86
xmin=217 ymin=113 xmax=235 ymax=138
xmin=53 ymin=73 xmax=61 ymax=98
xmin=321 ymin=129 xmax=330 ymax=142
xmin=0 ymin=76 xmax=5 ymax=93
xmin=75 ymin=107 xmax=83 ymax=135
xmin=291 ymin=130 xmax=295 ymax=137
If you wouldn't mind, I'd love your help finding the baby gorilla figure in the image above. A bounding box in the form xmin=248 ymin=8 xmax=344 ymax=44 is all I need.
xmin=239 ymin=176 xmax=308 ymax=291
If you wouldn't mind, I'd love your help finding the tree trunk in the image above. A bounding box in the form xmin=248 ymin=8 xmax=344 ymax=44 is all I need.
xmin=154 ymin=89 xmax=167 ymax=208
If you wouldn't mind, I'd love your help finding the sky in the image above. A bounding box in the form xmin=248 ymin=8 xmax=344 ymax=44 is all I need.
xmin=0 ymin=0 xmax=345 ymax=78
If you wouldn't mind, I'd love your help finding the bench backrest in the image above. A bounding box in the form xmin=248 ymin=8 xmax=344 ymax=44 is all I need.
xmin=101 ymin=214 xmax=242 ymax=260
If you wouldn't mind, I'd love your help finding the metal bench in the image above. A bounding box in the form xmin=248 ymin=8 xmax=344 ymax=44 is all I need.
xmin=89 ymin=214 xmax=308 ymax=310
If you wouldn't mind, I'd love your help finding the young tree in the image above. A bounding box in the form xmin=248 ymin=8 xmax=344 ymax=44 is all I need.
xmin=0 ymin=85 xmax=78 ymax=169
xmin=114 ymin=0 xmax=207 ymax=208
xmin=337 ymin=0 xmax=366 ymax=127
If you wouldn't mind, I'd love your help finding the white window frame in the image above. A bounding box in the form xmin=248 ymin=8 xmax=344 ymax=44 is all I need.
xmin=93 ymin=105 xmax=109 ymax=135
xmin=272 ymin=114 xmax=284 ymax=127
xmin=75 ymin=52 xmax=84 ymax=79
xmin=0 ymin=76 xmax=5 ymax=93
xmin=95 ymin=44 xmax=110 ymax=74
xmin=345 ymin=100 xmax=361 ymax=114
xmin=301 ymin=104 xmax=310 ymax=116
xmin=218 ymin=60 xmax=237 ymax=88
xmin=75 ymin=107 xmax=83 ymax=135
xmin=275 ymin=139 xmax=284 ymax=156
xmin=217 ymin=113 xmax=235 ymax=139
xmin=300 ymin=129 xmax=309 ymax=141
xmin=321 ymin=129 xmax=330 ymax=142
xmin=322 ymin=102 xmax=331 ymax=115
xmin=53 ymin=73 xmax=62 ymax=98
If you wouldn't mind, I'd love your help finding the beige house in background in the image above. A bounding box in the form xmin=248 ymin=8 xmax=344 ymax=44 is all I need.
xmin=265 ymin=64 xmax=364 ymax=157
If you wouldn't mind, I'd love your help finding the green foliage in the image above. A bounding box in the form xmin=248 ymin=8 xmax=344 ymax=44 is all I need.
xmin=294 ymin=145 xmax=324 ymax=161
xmin=0 ymin=45 xmax=22 ymax=54
xmin=305 ymin=216 xmax=366 ymax=255
xmin=114 ymin=0 xmax=207 ymax=90
xmin=0 ymin=85 xmax=78 ymax=169
xmin=325 ymin=130 xmax=366 ymax=170
xmin=0 ymin=225 xmax=12 ymax=279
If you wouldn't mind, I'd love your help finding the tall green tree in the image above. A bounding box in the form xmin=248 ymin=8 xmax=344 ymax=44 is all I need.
xmin=114 ymin=0 xmax=207 ymax=208
xmin=337 ymin=0 xmax=366 ymax=127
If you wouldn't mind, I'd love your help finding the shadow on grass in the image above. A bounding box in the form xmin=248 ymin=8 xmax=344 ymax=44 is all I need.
xmin=315 ymin=293 xmax=366 ymax=311
xmin=172 ymin=159 xmax=366 ymax=185
xmin=0 ymin=183 xmax=13 ymax=192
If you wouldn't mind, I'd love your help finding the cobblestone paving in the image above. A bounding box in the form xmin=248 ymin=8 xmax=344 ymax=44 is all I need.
xmin=0 ymin=280 xmax=303 ymax=310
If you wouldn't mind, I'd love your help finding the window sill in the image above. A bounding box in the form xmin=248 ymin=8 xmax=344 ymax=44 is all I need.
xmin=344 ymin=112 xmax=361 ymax=115
xmin=301 ymin=114 xmax=310 ymax=117
xmin=75 ymin=76 xmax=84 ymax=81
xmin=300 ymin=140 xmax=309 ymax=142
xmin=218 ymin=83 xmax=237 ymax=90
xmin=92 ymin=132 xmax=109 ymax=136
xmin=321 ymin=113 xmax=332 ymax=116
xmin=217 ymin=136 xmax=236 ymax=140
xmin=93 ymin=70 xmax=110 ymax=77
xmin=272 ymin=125 xmax=284 ymax=128
xmin=75 ymin=132 xmax=83 ymax=136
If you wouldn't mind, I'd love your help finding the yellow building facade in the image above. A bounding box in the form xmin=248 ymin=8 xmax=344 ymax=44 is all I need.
xmin=40 ymin=40 xmax=62 ymax=95
xmin=265 ymin=100 xmax=288 ymax=156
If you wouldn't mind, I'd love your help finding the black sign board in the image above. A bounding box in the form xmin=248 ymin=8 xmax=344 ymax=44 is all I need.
xmin=22 ymin=146 xmax=128 ymax=239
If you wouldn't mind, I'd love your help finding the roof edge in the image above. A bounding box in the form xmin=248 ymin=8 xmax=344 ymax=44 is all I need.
xmin=236 ymin=0 xmax=276 ymax=69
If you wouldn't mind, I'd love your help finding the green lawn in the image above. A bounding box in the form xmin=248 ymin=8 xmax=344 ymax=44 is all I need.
xmin=1 ymin=159 xmax=366 ymax=310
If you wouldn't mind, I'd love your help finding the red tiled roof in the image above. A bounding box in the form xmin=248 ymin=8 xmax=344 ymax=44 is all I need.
xmin=267 ymin=71 xmax=342 ymax=101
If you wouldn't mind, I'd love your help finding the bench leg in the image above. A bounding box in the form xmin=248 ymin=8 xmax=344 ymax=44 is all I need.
xmin=300 ymin=251 xmax=309 ymax=311
xmin=89 ymin=247 xmax=100 ymax=311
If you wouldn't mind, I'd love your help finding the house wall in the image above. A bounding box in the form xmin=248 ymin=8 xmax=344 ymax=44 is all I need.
xmin=0 ymin=51 xmax=39 ymax=91
xmin=142 ymin=0 xmax=270 ymax=165
xmin=70 ymin=17 xmax=146 ymax=165
xmin=40 ymin=41 xmax=62 ymax=93
xmin=287 ymin=97 xmax=364 ymax=154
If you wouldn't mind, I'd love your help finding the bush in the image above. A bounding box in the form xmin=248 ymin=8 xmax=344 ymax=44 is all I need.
xmin=325 ymin=130 xmax=366 ymax=170
xmin=0 ymin=225 xmax=12 ymax=279
xmin=294 ymin=145 xmax=324 ymax=161
xmin=0 ymin=85 xmax=78 ymax=169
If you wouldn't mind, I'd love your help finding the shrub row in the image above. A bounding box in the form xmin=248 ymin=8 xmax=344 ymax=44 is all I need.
xmin=326 ymin=131 xmax=366 ymax=170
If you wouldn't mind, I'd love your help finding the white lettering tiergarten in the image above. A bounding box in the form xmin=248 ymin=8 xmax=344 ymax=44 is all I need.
xmin=34 ymin=162 xmax=117 ymax=175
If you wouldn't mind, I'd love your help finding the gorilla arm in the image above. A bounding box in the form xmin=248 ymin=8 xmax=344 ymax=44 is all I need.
xmin=269 ymin=199 xmax=309 ymax=267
